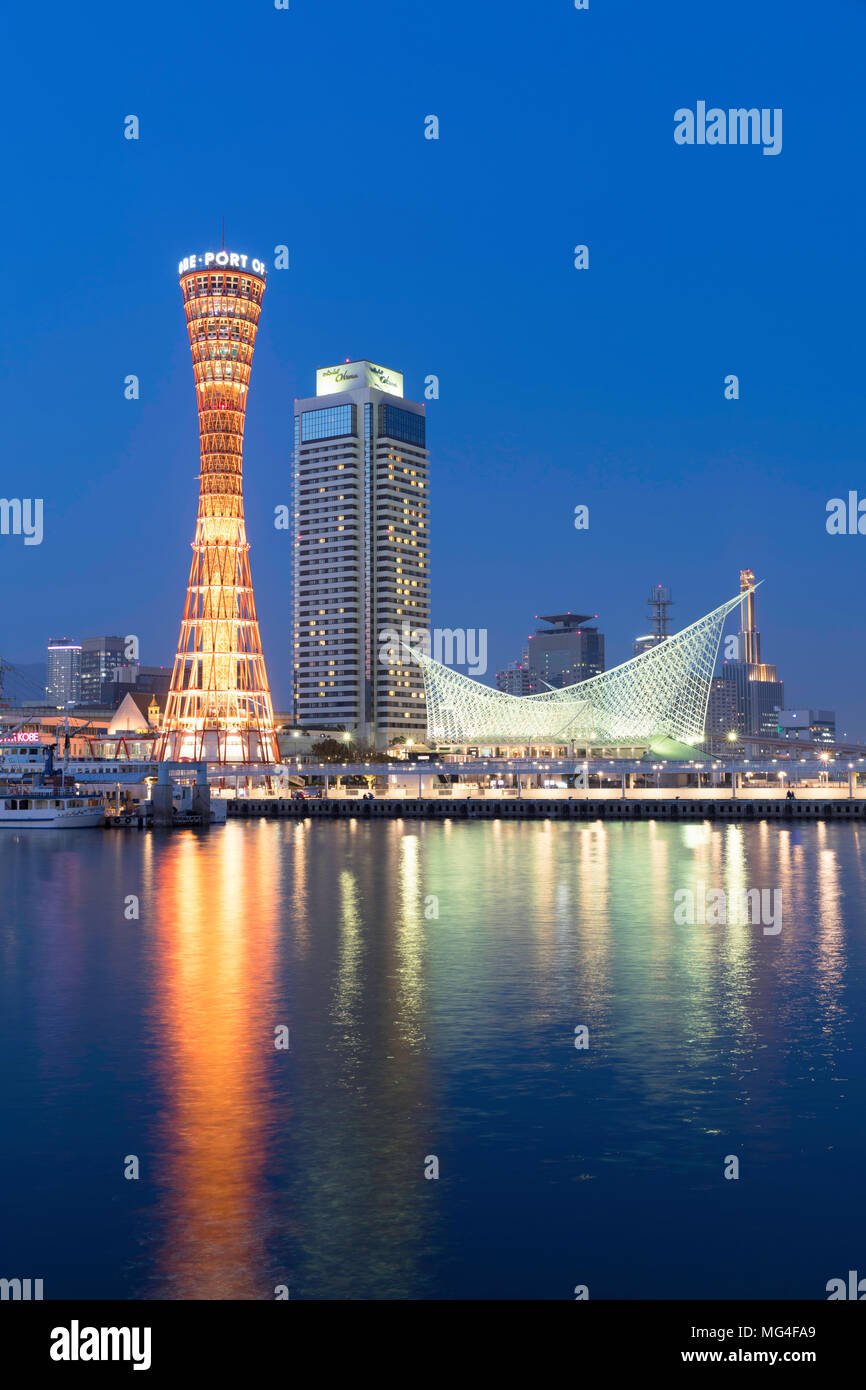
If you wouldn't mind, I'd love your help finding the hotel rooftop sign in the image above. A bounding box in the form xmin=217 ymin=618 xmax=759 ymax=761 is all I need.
xmin=316 ymin=360 xmax=403 ymax=398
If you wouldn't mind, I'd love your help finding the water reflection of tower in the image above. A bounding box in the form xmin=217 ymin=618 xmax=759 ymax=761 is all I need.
xmin=146 ymin=827 xmax=281 ymax=1298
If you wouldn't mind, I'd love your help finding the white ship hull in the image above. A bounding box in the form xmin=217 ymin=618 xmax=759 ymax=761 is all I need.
xmin=0 ymin=795 xmax=104 ymax=828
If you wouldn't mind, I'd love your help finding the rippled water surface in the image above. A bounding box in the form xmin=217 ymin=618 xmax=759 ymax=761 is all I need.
xmin=1 ymin=817 xmax=864 ymax=1299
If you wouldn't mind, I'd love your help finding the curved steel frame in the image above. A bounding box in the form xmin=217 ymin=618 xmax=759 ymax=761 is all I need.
xmin=414 ymin=591 xmax=750 ymax=746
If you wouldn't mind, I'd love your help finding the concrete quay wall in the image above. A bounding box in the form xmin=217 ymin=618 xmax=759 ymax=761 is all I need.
xmin=226 ymin=797 xmax=866 ymax=823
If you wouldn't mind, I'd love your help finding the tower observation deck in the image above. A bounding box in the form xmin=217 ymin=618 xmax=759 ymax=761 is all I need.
xmin=157 ymin=250 xmax=279 ymax=763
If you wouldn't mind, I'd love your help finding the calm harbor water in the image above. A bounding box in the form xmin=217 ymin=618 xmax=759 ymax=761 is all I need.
xmin=1 ymin=817 xmax=864 ymax=1301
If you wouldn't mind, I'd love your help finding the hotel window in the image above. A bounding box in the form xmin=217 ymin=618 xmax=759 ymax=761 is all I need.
xmin=378 ymin=406 xmax=426 ymax=447
xmin=301 ymin=404 xmax=356 ymax=442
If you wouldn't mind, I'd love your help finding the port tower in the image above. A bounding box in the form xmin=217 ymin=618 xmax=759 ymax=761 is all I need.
xmin=157 ymin=250 xmax=279 ymax=763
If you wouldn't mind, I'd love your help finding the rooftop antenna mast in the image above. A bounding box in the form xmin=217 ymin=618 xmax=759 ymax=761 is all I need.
xmin=647 ymin=585 xmax=674 ymax=641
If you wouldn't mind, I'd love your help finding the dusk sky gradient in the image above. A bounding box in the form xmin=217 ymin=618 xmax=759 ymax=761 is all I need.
xmin=1 ymin=1 xmax=864 ymax=732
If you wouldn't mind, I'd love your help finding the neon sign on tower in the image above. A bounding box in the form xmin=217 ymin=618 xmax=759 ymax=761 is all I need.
xmin=156 ymin=251 xmax=279 ymax=764
xmin=178 ymin=251 xmax=267 ymax=276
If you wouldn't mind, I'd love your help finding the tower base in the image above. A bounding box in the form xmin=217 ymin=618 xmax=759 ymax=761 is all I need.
xmin=157 ymin=728 xmax=278 ymax=764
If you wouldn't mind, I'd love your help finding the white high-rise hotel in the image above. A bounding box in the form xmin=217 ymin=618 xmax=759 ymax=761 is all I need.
xmin=292 ymin=361 xmax=430 ymax=745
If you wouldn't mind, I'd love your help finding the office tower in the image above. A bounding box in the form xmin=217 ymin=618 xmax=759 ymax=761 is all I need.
xmin=79 ymin=636 xmax=138 ymax=705
xmin=778 ymin=708 xmax=836 ymax=744
xmin=739 ymin=568 xmax=761 ymax=663
xmin=496 ymin=651 xmax=532 ymax=696
xmin=101 ymin=665 xmax=172 ymax=714
xmin=158 ymin=249 xmax=278 ymax=763
xmin=527 ymin=613 xmax=604 ymax=690
xmin=136 ymin=666 xmax=172 ymax=708
xmin=633 ymin=584 xmax=674 ymax=656
xmin=292 ymin=361 xmax=430 ymax=746
xmin=46 ymin=638 xmax=81 ymax=706
xmin=718 ymin=569 xmax=784 ymax=738
xmin=704 ymin=675 xmax=740 ymax=754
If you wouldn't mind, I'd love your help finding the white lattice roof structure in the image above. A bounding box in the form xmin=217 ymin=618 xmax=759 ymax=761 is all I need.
xmin=412 ymin=590 xmax=748 ymax=746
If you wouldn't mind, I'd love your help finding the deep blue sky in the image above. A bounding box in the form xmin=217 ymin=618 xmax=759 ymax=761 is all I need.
xmin=1 ymin=1 xmax=864 ymax=732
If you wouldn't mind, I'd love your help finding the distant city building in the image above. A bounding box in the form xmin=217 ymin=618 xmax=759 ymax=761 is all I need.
xmin=633 ymin=634 xmax=659 ymax=657
xmin=98 ymin=665 xmax=172 ymax=714
xmin=739 ymin=571 xmax=764 ymax=666
xmin=135 ymin=665 xmax=172 ymax=711
xmin=718 ymin=569 xmax=784 ymax=738
xmin=79 ymin=637 xmax=138 ymax=706
xmin=292 ymin=361 xmax=430 ymax=746
xmin=633 ymin=584 xmax=674 ymax=657
xmin=46 ymin=638 xmax=81 ymax=706
xmin=528 ymin=613 xmax=604 ymax=690
xmin=705 ymin=676 xmax=740 ymax=754
xmin=720 ymin=665 xmax=784 ymax=739
xmin=778 ymin=708 xmax=836 ymax=744
xmin=46 ymin=639 xmax=168 ymax=711
xmin=496 ymin=651 xmax=532 ymax=696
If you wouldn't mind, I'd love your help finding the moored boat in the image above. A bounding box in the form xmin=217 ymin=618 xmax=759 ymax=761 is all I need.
xmin=0 ymin=789 xmax=105 ymax=827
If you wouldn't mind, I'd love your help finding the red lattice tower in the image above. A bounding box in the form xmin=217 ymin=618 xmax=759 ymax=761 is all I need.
xmin=157 ymin=252 xmax=279 ymax=763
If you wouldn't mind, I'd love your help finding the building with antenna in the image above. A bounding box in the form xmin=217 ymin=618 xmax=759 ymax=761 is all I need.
xmin=156 ymin=249 xmax=278 ymax=763
xmin=527 ymin=612 xmax=604 ymax=689
xmin=717 ymin=568 xmax=784 ymax=739
xmin=633 ymin=584 xmax=674 ymax=656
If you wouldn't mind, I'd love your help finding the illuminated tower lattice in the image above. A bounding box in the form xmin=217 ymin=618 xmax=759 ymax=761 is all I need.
xmin=157 ymin=251 xmax=279 ymax=763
